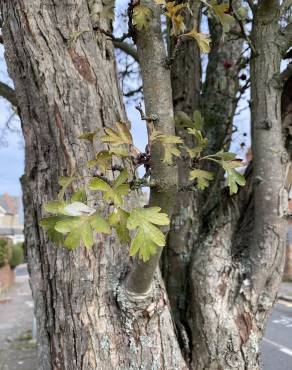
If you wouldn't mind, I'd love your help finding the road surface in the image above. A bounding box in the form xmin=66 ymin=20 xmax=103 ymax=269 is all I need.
xmin=262 ymin=299 xmax=292 ymax=370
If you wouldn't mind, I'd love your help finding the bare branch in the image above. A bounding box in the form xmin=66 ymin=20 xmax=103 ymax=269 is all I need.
xmin=280 ymin=22 xmax=292 ymax=55
xmin=113 ymin=41 xmax=139 ymax=62
xmin=124 ymin=85 xmax=142 ymax=97
xmin=281 ymin=0 xmax=292 ymax=15
xmin=246 ymin=0 xmax=255 ymax=12
xmin=0 ymin=80 xmax=17 ymax=106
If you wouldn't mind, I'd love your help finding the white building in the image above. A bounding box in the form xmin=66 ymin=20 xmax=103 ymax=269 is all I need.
xmin=0 ymin=193 xmax=24 ymax=244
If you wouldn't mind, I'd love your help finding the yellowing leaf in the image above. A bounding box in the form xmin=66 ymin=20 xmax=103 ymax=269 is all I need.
xmin=110 ymin=146 xmax=129 ymax=157
xmin=87 ymin=151 xmax=113 ymax=172
xmin=89 ymin=169 xmax=130 ymax=206
xmin=132 ymin=5 xmax=152 ymax=30
xmin=184 ymin=29 xmax=211 ymax=53
xmin=78 ymin=131 xmax=98 ymax=143
xmin=164 ymin=2 xmax=186 ymax=35
xmin=171 ymin=15 xmax=186 ymax=35
xmin=189 ymin=169 xmax=214 ymax=190
xmin=150 ymin=130 xmax=183 ymax=164
xmin=186 ymin=127 xmax=208 ymax=158
xmin=210 ymin=1 xmax=234 ymax=33
xmin=165 ymin=2 xmax=185 ymax=18
xmin=58 ymin=176 xmax=75 ymax=199
xmin=101 ymin=122 xmax=133 ymax=146
xmin=127 ymin=207 xmax=170 ymax=262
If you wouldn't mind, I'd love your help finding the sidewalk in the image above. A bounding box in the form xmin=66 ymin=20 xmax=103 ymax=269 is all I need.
xmin=0 ymin=264 xmax=36 ymax=370
xmin=279 ymin=282 xmax=292 ymax=302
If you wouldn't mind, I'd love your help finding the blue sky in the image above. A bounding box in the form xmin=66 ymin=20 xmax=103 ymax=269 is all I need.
xmin=0 ymin=45 xmax=24 ymax=196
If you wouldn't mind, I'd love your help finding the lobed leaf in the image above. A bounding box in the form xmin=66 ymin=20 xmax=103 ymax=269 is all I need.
xmin=189 ymin=169 xmax=214 ymax=190
xmin=109 ymin=208 xmax=130 ymax=243
xmin=184 ymin=28 xmax=211 ymax=53
xmin=132 ymin=5 xmax=152 ymax=31
xmin=127 ymin=207 xmax=169 ymax=261
xmin=101 ymin=122 xmax=133 ymax=146
xmin=210 ymin=1 xmax=234 ymax=34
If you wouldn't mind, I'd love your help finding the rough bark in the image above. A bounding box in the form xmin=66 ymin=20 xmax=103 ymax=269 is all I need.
xmin=2 ymin=1 xmax=185 ymax=369
xmin=165 ymin=1 xmax=244 ymax=357
xmin=163 ymin=0 xmax=201 ymax=338
xmin=187 ymin=2 xmax=288 ymax=369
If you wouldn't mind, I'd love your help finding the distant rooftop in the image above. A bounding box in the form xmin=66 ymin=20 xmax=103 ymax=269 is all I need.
xmin=0 ymin=193 xmax=23 ymax=223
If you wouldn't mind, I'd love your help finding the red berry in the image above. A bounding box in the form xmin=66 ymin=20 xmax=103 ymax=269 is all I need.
xmin=223 ymin=60 xmax=233 ymax=69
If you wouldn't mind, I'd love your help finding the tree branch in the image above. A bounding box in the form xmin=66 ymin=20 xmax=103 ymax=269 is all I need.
xmin=246 ymin=0 xmax=255 ymax=12
xmin=280 ymin=0 xmax=292 ymax=15
xmin=0 ymin=80 xmax=17 ymax=106
xmin=280 ymin=22 xmax=292 ymax=55
xmin=113 ymin=41 xmax=139 ymax=62
xmin=125 ymin=1 xmax=177 ymax=296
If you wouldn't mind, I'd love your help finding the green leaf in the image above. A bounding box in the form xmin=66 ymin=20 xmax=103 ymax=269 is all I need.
xmin=130 ymin=226 xmax=158 ymax=262
xmin=127 ymin=207 xmax=169 ymax=261
xmin=39 ymin=216 xmax=66 ymax=229
xmin=101 ymin=122 xmax=133 ymax=146
xmin=222 ymin=162 xmax=246 ymax=195
xmin=175 ymin=111 xmax=194 ymax=128
xmin=189 ymin=169 xmax=214 ymax=190
xmin=64 ymin=218 xmax=94 ymax=249
xmin=64 ymin=227 xmax=82 ymax=250
xmin=114 ymin=169 xmax=129 ymax=187
xmin=78 ymin=131 xmax=98 ymax=143
xmin=90 ymin=212 xmax=111 ymax=234
xmin=89 ymin=171 xmax=130 ymax=206
xmin=109 ymin=146 xmax=129 ymax=157
xmin=193 ymin=111 xmax=203 ymax=130
xmin=39 ymin=216 xmax=66 ymax=246
xmin=132 ymin=4 xmax=152 ymax=30
xmin=186 ymin=127 xmax=208 ymax=158
xmin=88 ymin=150 xmax=113 ymax=173
xmin=175 ymin=110 xmax=203 ymax=130
xmin=55 ymin=217 xmax=81 ymax=234
xmin=150 ymin=130 xmax=183 ymax=164
xmin=44 ymin=200 xmax=67 ymax=214
xmin=89 ymin=177 xmax=112 ymax=192
xmin=71 ymin=188 xmax=87 ymax=203
xmin=109 ymin=208 xmax=130 ymax=243
xmin=47 ymin=229 xmax=64 ymax=246
xmin=210 ymin=1 xmax=234 ymax=33
xmin=214 ymin=150 xmax=237 ymax=161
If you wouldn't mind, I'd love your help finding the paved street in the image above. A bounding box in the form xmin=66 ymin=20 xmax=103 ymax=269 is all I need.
xmin=0 ymin=265 xmax=36 ymax=370
xmin=262 ymin=299 xmax=292 ymax=370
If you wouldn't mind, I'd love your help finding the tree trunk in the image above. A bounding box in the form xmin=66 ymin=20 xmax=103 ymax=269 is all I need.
xmin=1 ymin=1 xmax=186 ymax=369
xmin=187 ymin=2 xmax=287 ymax=369
xmin=165 ymin=1 xmax=245 ymax=361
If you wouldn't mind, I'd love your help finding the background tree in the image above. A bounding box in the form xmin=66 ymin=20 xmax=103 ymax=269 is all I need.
xmin=0 ymin=1 xmax=291 ymax=369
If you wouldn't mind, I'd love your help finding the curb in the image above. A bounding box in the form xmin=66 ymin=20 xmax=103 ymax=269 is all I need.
xmin=278 ymin=294 xmax=292 ymax=303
